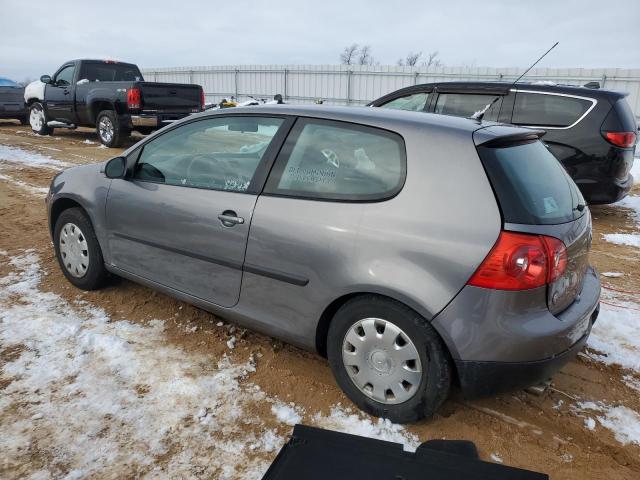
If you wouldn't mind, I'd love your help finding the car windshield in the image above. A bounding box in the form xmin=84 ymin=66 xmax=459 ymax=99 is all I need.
xmin=0 ymin=78 xmax=20 ymax=87
xmin=478 ymin=140 xmax=586 ymax=225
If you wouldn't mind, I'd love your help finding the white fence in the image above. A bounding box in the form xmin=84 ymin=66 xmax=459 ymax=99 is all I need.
xmin=141 ymin=65 xmax=640 ymax=120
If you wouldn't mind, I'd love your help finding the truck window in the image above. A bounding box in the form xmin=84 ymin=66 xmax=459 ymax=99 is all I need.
xmin=78 ymin=63 xmax=144 ymax=83
xmin=55 ymin=65 xmax=76 ymax=86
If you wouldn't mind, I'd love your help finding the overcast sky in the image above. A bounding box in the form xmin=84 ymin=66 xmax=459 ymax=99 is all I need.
xmin=1 ymin=0 xmax=639 ymax=81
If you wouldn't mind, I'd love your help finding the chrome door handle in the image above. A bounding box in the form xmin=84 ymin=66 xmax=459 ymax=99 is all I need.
xmin=218 ymin=211 xmax=244 ymax=227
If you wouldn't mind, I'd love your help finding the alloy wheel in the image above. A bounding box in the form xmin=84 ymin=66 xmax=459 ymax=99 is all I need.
xmin=98 ymin=116 xmax=114 ymax=144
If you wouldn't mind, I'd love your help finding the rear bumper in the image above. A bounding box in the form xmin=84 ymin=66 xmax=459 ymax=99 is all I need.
xmin=576 ymin=173 xmax=633 ymax=205
xmin=455 ymin=305 xmax=598 ymax=398
xmin=431 ymin=266 xmax=601 ymax=397
xmin=128 ymin=112 xmax=193 ymax=129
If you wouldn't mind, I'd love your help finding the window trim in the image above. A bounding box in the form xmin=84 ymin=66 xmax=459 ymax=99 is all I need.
xmin=263 ymin=117 xmax=408 ymax=203
xmin=128 ymin=114 xmax=295 ymax=195
xmin=510 ymin=89 xmax=597 ymax=130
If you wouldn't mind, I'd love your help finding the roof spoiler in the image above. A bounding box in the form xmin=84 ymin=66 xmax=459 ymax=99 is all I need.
xmin=477 ymin=129 xmax=546 ymax=148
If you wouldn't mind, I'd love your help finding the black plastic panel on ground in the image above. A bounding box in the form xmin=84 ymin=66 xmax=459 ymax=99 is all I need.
xmin=262 ymin=424 xmax=548 ymax=480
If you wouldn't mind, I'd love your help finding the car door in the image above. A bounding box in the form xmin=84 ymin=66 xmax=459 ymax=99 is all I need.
xmin=45 ymin=63 xmax=76 ymax=123
xmin=105 ymin=114 xmax=292 ymax=307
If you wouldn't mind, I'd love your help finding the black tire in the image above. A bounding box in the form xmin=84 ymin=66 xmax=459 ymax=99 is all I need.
xmin=19 ymin=116 xmax=28 ymax=126
xmin=53 ymin=208 xmax=109 ymax=290
xmin=96 ymin=110 xmax=128 ymax=148
xmin=327 ymin=295 xmax=452 ymax=423
xmin=28 ymin=102 xmax=53 ymax=135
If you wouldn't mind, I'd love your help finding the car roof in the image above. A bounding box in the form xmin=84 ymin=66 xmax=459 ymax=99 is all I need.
xmin=371 ymin=80 xmax=626 ymax=103
xmin=196 ymin=104 xmax=539 ymax=145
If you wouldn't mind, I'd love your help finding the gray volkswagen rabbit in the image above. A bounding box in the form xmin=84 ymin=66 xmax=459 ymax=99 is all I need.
xmin=46 ymin=105 xmax=600 ymax=423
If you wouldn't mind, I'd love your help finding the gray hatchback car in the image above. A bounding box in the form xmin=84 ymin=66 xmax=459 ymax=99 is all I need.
xmin=46 ymin=105 xmax=600 ymax=423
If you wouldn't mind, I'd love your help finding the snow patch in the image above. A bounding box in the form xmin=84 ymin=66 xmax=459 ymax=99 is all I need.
xmin=0 ymin=144 xmax=71 ymax=169
xmin=490 ymin=453 xmax=503 ymax=463
xmin=576 ymin=402 xmax=640 ymax=446
xmin=601 ymin=271 xmax=624 ymax=278
xmin=82 ymin=139 xmax=96 ymax=145
xmin=602 ymin=233 xmax=640 ymax=248
xmin=271 ymin=403 xmax=303 ymax=426
xmin=587 ymin=302 xmax=640 ymax=372
xmin=313 ymin=406 xmax=420 ymax=451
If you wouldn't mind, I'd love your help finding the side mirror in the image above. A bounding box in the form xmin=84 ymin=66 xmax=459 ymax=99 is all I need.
xmin=40 ymin=75 xmax=52 ymax=84
xmin=104 ymin=156 xmax=127 ymax=179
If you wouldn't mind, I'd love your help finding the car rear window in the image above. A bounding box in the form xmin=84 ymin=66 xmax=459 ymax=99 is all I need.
xmin=478 ymin=140 xmax=585 ymax=225
xmin=512 ymin=92 xmax=593 ymax=128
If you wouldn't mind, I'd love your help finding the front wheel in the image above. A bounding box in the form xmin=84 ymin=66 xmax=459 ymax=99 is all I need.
xmin=29 ymin=102 xmax=53 ymax=135
xmin=327 ymin=295 xmax=452 ymax=423
xmin=96 ymin=110 xmax=128 ymax=148
xmin=54 ymin=208 xmax=109 ymax=290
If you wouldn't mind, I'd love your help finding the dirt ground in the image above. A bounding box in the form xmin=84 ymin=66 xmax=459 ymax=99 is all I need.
xmin=0 ymin=120 xmax=639 ymax=479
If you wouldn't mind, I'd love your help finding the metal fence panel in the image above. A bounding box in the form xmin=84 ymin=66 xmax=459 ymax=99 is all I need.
xmin=142 ymin=65 xmax=640 ymax=120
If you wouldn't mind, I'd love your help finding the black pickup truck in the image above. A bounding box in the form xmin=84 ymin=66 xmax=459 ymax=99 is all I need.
xmin=25 ymin=59 xmax=204 ymax=147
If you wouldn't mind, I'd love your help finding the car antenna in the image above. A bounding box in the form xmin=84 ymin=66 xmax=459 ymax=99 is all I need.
xmin=470 ymin=41 xmax=559 ymax=122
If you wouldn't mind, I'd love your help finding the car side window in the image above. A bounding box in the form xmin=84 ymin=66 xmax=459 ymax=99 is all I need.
xmin=133 ymin=116 xmax=284 ymax=192
xmin=379 ymin=93 xmax=429 ymax=112
xmin=55 ymin=65 xmax=76 ymax=86
xmin=434 ymin=93 xmax=501 ymax=120
xmin=512 ymin=92 xmax=593 ymax=128
xmin=265 ymin=119 xmax=406 ymax=201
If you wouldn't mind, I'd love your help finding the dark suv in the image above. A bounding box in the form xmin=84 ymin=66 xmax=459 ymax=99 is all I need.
xmin=370 ymin=82 xmax=638 ymax=204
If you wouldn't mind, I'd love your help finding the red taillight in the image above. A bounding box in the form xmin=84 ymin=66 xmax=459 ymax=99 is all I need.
xmin=200 ymin=88 xmax=205 ymax=110
xmin=602 ymin=131 xmax=636 ymax=148
xmin=467 ymin=231 xmax=567 ymax=290
xmin=127 ymin=87 xmax=141 ymax=111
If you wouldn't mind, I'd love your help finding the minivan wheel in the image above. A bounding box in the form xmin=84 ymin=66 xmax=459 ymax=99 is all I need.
xmin=327 ymin=295 xmax=451 ymax=423
xmin=54 ymin=208 xmax=109 ymax=290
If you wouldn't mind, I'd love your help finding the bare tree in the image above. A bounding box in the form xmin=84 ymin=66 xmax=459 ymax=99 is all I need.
xmin=405 ymin=51 xmax=422 ymax=67
xmin=357 ymin=45 xmax=374 ymax=65
xmin=340 ymin=44 xmax=360 ymax=65
xmin=422 ymin=51 xmax=442 ymax=67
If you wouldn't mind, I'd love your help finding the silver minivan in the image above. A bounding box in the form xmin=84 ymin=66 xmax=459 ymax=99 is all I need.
xmin=46 ymin=105 xmax=600 ymax=423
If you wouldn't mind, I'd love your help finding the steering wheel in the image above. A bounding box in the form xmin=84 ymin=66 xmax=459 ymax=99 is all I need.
xmin=321 ymin=148 xmax=340 ymax=168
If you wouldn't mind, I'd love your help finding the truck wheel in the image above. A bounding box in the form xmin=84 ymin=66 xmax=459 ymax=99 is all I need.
xmin=29 ymin=102 xmax=53 ymax=135
xmin=96 ymin=110 xmax=128 ymax=148
xmin=327 ymin=295 xmax=452 ymax=423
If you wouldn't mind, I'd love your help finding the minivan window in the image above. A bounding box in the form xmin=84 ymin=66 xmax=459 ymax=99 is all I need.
xmin=435 ymin=93 xmax=500 ymax=120
xmin=266 ymin=119 xmax=405 ymax=201
xmin=133 ymin=116 xmax=284 ymax=192
xmin=380 ymin=93 xmax=429 ymax=112
xmin=512 ymin=92 xmax=593 ymax=128
xmin=478 ymin=140 xmax=585 ymax=225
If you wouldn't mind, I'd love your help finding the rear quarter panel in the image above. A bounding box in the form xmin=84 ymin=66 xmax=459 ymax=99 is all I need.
xmin=239 ymin=120 xmax=502 ymax=351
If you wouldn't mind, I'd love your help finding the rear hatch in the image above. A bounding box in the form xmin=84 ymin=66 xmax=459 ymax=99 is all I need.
xmin=136 ymin=82 xmax=202 ymax=113
xmin=475 ymin=131 xmax=591 ymax=314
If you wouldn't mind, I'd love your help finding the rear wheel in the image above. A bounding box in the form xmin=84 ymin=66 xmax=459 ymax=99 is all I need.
xmin=96 ymin=110 xmax=128 ymax=147
xmin=29 ymin=102 xmax=52 ymax=135
xmin=327 ymin=295 xmax=451 ymax=423
xmin=54 ymin=208 xmax=109 ymax=290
